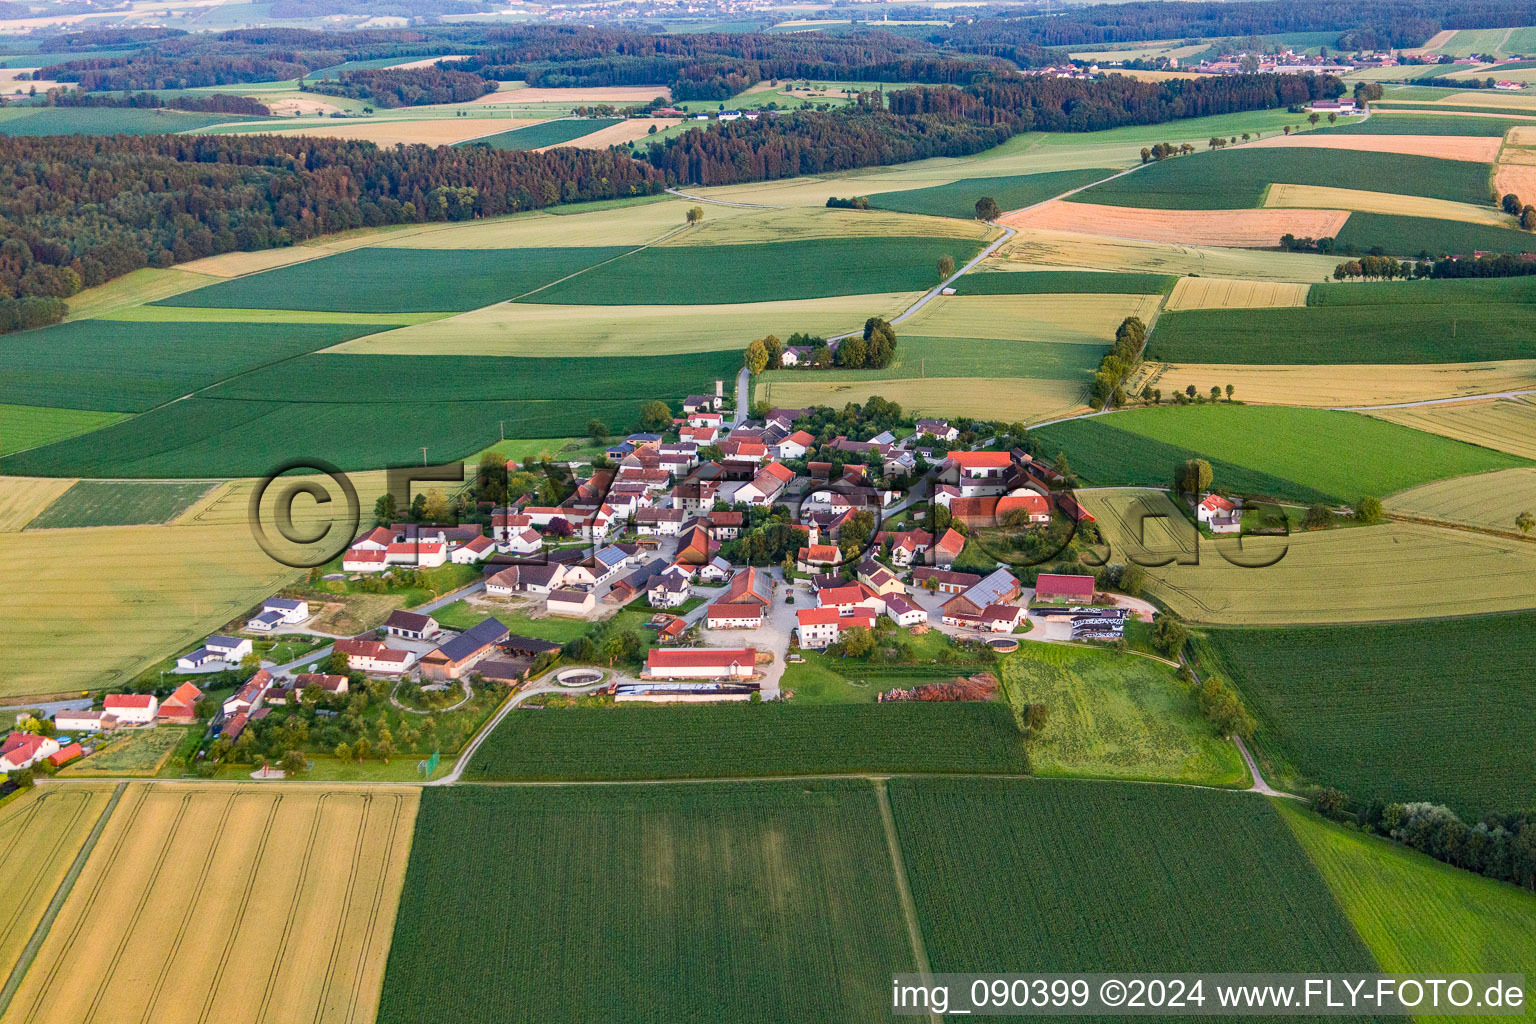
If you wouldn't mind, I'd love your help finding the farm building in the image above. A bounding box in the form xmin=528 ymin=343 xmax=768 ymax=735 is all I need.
xmin=421 ymin=618 xmax=511 ymax=681
xmin=912 ymin=568 xmax=981 ymax=594
xmin=933 ymin=528 xmax=966 ymax=568
xmin=915 ymin=419 xmax=958 ymax=442
xmin=223 ymin=674 xmax=268 ymax=717
xmin=941 ymin=569 xmax=1022 ymax=620
xmin=47 ymin=742 xmax=83 ymax=768
xmin=1 ymin=732 xmax=59 ymax=771
xmin=648 ymin=569 xmax=693 ymax=608
xmin=334 ymin=637 xmax=416 ymax=675
xmin=857 ymin=561 xmax=905 ymax=596
xmin=54 ymin=709 xmax=111 ymax=733
xmin=486 ymin=563 xmax=567 ymax=596
xmin=795 ymin=607 xmax=877 ymax=649
xmin=245 ymin=597 xmax=308 ymax=632
xmin=293 ymin=672 xmax=349 ymax=695
xmin=706 ymin=604 xmax=764 ymax=629
xmin=884 ymin=594 xmax=927 ymax=627
xmin=157 ymin=682 xmax=203 ymax=723
xmin=547 ymin=588 xmax=596 ymax=617
xmin=796 ymin=544 xmax=842 ymax=573
xmin=645 ymin=648 xmax=757 ymax=680
xmin=817 ymin=583 xmax=885 ymax=616
xmin=722 ymin=567 xmax=773 ymax=607
xmin=1033 ymin=573 xmax=1098 ymax=605
xmin=451 ymin=535 xmax=496 ymax=564
xmin=176 ymin=634 xmax=252 ymax=670
xmin=384 ymin=610 xmax=439 ymax=641
xmin=613 ymin=680 xmax=759 ymax=703
xmin=102 ymin=693 xmax=158 ymax=725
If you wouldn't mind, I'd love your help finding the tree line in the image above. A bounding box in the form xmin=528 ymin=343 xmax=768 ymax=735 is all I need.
xmin=29 ymin=86 xmax=270 ymax=114
xmin=304 ymin=66 xmax=498 ymax=107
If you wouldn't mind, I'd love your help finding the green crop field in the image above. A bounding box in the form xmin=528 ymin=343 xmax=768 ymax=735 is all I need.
xmin=1031 ymin=405 xmax=1527 ymax=502
xmin=1310 ymin=275 xmax=1536 ymax=305
xmin=523 ymin=236 xmax=982 ymax=305
xmin=378 ymin=782 xmax=916 ymax=1024
xmin=998 ymin=646 xmax=1246 ymax=786
xmin=760 ymin=335 xmax=1100 ymax=384
xmin=0 ymin=319 xmax=392 ymax=412
xmin=465 ymin=117 xmax=623 ymax=150
xmin=0 ymin=404 xmax=124 ymax=456
xmin=866 ymin=168 xmax=1114 ymax=218
xmin=25 ymin=480 xmax=214 ymax=529
xmin=466 ymin=702 xmax=1028 ymax=780
xmin=1197 ymin=614 xmax=1536 ymax=815
xmin=1276 ymin=800 xmax=1536 ymax=1017
xmin=1148 ymin=304 xmax=1536 ymax=364
xmin=159 ymin=245 xmax=633 ymax=313
xmin=0 ymin=107 xmax=255 ymax=135
xmin=4 ymin=395 xmax=647 ymax=478
xmin=1334 ymin=212 xmax=1536 ymax=256
xmin=953 ymin=270 xmax=1175 ymax=295
xmin=1318 ymin=113 xmax=1525 ymax=136
xmin=1068 ymin=149 xmax=1494 ymax=209
xmin=889 ymin=778 xmax=1382 ymax=975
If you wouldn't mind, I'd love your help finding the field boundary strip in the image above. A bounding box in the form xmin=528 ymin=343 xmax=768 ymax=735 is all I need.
xmin=873 ymin=778 xmax=940 ymax=1024
xmin=0 ymin=782 xmax=125 ymax=1020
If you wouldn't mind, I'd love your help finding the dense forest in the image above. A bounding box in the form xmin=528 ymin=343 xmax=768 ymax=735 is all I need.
xmin=32 ymin=87 xmax=270 ymax=114
xmin=890 ymin=73 xmax=1342 ymax=132
xmin=304 ymin=66 xmax=498 ymax=107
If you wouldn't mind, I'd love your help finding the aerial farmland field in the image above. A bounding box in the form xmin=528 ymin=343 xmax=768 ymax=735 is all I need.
xmin=889 ymin=778 xmax=1382 ymax=974
xmin=24 ymin=480 xmax=216 ymax=530
xmin=1386 ymin=466 xmax=1536 ymax=531
xmin=1197 ymin=614 xmax=1536 ymax=814
xmin=1373 ymin=396 xmax=1536 ymax=459
xmin=1 ymin=784 xmax=417 ymax=1024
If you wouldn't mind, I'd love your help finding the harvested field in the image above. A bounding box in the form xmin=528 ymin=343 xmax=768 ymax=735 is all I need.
xmin=1156 ymin=360 xmax=1536 ymax=407
xmin=0 ymin=522 xmax=296 ymax=697
xmin=1263 ymin=183 xmax=1514 ymax=227
xmin=62 ymin=267 xmax=222 ymax=321
xmin=0 ymin=477 xmax=75 ymax=532
xmin=471 ymin=85 xmax=671 ymax=104
xmin=2 ymin=784 xmax=418 ymax=1024
xmin=897 ymin=292 xmax=1165 ymax=343
xmin=1080 ymin=489 xmax=1536 ymax=624
xmin=890 ymin=779 xmax=1380 ymax=976
xmin=656 ymin=206 xmax=993 ymax=246
xmin=998 ymin=645 xmax=1244 ymax=785
xmin=1163 ymin=277 xmax=1309 ymax=311
xmin=1244 ymin=132 xmax=1502 ymax=162
xmin=270 ymin=117 xmax=546 ymax=146
xmin=1493 ymin=160 xmax=1536 ymax=202
xmin=0 ymin=403 xmax=125 ymax=456
xmin=1385 ymin=466 xmax=1536 ymax=532
xmin=25 ymin=480 xmax=215 ymax=530
xmin=997 ymin=227 xmax=1340 ymax=280
xmin=758 ymin=375 xmax=1088 ymax=424
xmin=264 ymin=96 xmax=342 ymax=116
xmin=1000 ymin=200 xmax=1350 ymax=247
xmin=336 ymin=292 xmax=918 ymax=356
xmin=0 ymin=786 xmax=114 ymax=983
xmin=543 ymin=117 xmax=679 ymax=148
xmin=1371 ymin=396 xmax=1536 ymax=459
xmin=378 ymin=782 xmax=913 ymax=1024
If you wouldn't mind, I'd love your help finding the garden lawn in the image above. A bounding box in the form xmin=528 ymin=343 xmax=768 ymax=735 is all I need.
xmin=889 ymin=778 xmax=1383 ymax=976
xmin=158 ymin=245 xmax=633 ymax=313
xmin=953 ymin=269 xmax=1174 ymax=295
xmin=430 ymin=598 xmax=593 ymax=644
xmin=377 ymin=782 xmax=915 ymax=1024
xmin=467 ymin=702 xmax=1028 ymax=779
xmin=1276 ymin=799 xmax=1536 ymax=1024
xmin=1198 ymin=614 xmax=1536 ymax=816
xmin=59 ymin=726 xmax=188 ymax=776
xmin=0 ymin=320 xmax=392 ymax=412
xmin=25 ymin=480 xmax=214 ymax=529
xmin=866 ymin=168 xmax=1114 ymax=219
xmin=1068 ymin=148 xmax=1493 ymax=209
xmin=1147 ymin=303 xmax=1536 ymax=364
xmin=1031 ymin=405 xmax=1528 ymax=502
xmin=522 ymin=236 xmax=983 ymax=305
xmin=1333 ymin=212 xmax=1536 ymax=256
xmin=999 ymin=645 xmax=1245 ymax=786
xmin=465 ymin=117 xmax=622 ymax=150
xmin=0 ymin=404 xmax=124 ymax=456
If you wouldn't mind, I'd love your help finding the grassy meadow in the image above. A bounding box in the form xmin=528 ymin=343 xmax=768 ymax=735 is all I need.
xmin=890 ymin=778 xmax=1382 ymax=975
xmin=466 ymin=702 xmax=1029 ymax=780
xmin=24 ymin=480 xmax=215 ymax=529
xmin=379 ymin=782 xmax=915 ymax=1024
xmin=0 ymin=403 xmax=125 ymax=456
xmin=865 ymin=167 xmax=1114 ymax=218
xmin=999 ymin=645 xmax=1245 ymax=786
xmin=1198 ymin=614 xmax=1536 ymax=815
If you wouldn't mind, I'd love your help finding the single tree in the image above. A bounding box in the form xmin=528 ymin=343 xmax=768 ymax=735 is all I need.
xmin=1502 ymin=192 xmax=1523 ymax=216
xmin=1522 ymin=205 xmax=1536 ymax=231
xmin=422 ymin=488 xmax=452 ymax=522
xmin=587 ymin=418 xmax=608 ymax=444
xmin=1209 ymin=385 xmax=1221 ymax=402
xmin=639 ymin=399 xmax=672 ymax=430
xmin=1307 ymin=112 xmax=1320 ymax=126
xmin=280 ymin=749 xmax=307 ymax=777
xmin=1184 ymin=383 xmax=1197 ymax=399
xmin=685 ymin=206 xmax=704 ymax=226
xmin=1328 ymin=112 xmax=1337 ymax=123
xmin=1225 ymin=384 xmax=1234 ymax=401
xmin=372 ymin=492 xmax=398 ymax=527
xmin=1303 ymin=503 xmax=1334 ymax=530
xmin=745 ymin=337 xmax=769 ymax=375
xmin=1176 ymin=457 xmax=1212 ymax=495
xmin=1516 ymin=509 xmax=1535 ymax=535
xmin=974 ymin=196 xmax=1000 ymax=222
xmin=936 ymin=253 xmax=955 ymax=281
xmin=1354 ymin=496 xmax=1384 ymax=525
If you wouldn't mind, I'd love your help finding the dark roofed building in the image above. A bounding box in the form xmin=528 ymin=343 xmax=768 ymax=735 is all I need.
xmin=420 ymin=617 xmax=511 ymax=681
xmin=383 ymin=609 xmax=438 ymax=641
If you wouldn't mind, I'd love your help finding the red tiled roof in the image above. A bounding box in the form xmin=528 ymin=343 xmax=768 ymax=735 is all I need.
xmin=946 ymin=451 xmax=1012 ymax=469
xmin=345 ymin=547 xmax=388 ymax=563
xmin=1035 ymin=573 xmax=1096 ymax=600
xmin=798 ymin=544 xmax=840 ymax=562
xmin=647 ymin=648 xmax=755 ymax=668
xmin=162 ymin=681 xmax=202 ymax=708
xmin=797 ymin=607 xmax=841 ymax=626
xmin=707 ymin=603 xmax=763 ymax=620
xmin=104 ymin=693 xmax=155 ymax=709
xmin=818 ymin=584 xmax=872 ymax=608
xmin=935 ymin=527 xmax=965 ymax=556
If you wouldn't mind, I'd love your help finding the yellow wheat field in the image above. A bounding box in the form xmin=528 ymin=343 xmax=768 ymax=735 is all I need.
xmin=760 ymin=375 xmax=1089 ymax=424
xmin=1079 ymin=488 xmax=1536 ymax=624
xmin=1264 ymin=183 xmax=1516 ymax=227
xmin=1000 ymin=200 xmax=1351 ymax=248
xmin=0 ymin=477 xmax=76 ymax=532
xmin=332 ymin=291 xmax=922 ymax=356
xmin=1154 ymin=360 xmax=1536 ymax=407
xmin=1163 ymin=277 xmax=1310 ymax=311
xmin=1371 ymin=395 xmax=1536 ymax=460
xmin=997 ymin=227 xmax=1341 ymax=281
xmin=898 ymin=292 xmax=1166 ymax=343
xmin=1244 ymin=133 xmax=1502 ymax=162
xmin=1386 ymin=467 xmax=1536 ymax=532
xmin=1498 ymin=146 xmax=1536 ymax=165
xmin=0 ymin=785 xmax=115 ymax=980
xmin=1 ymin=784 xmax=418 ymax=1024
xmin=1494 ymin=161 xmax=1536 ymax=202
xmin=0 ymin=522 xmax=297 ymax=698
xmin=269 ymin=117 xmax=546 ymax=147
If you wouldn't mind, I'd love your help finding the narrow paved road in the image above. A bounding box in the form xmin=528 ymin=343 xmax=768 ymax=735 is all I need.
xmin=734 ymin=366 xmax=750 ymax=424
xmin=434 ymin=677 xmax=609 ymax=784
xmin=665 ymin=186 xmax=783 ymax=209
xmin=1234 ymin=735 xmax=1294 ymax=798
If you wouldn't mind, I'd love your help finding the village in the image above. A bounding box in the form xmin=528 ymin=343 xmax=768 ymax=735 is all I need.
xmin=2 ymin=384 xmax=1233 ymax=780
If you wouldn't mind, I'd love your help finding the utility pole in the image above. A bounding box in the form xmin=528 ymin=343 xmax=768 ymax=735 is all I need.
xmin=421 ymin=447 xmax=429 ymax=466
